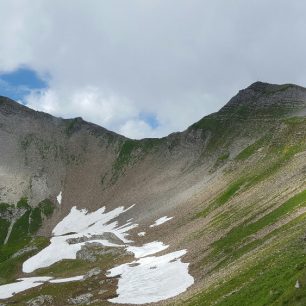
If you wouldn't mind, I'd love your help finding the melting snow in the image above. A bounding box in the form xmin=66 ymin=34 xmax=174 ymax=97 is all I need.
xmin=57 ymin=191 xmax=62 ymax=205
xmin=23 ymin=205 xmax=136 ymax=273
xmin=0 ymin=277 xmax=52 ymax=299
xmin=50 ymin=275 xmax=84 ymax=283
xmin=150 ymin=216 xmax=173 ymax=227
xmin=0 ymin=205 xmax=193 ymax=303
xmin=108 ymin=250 xmax=194 ymax=304
xmin=126 ymin=241 xmax=168 ymax=258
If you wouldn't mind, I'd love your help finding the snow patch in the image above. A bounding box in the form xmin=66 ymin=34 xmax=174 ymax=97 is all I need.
xmin=57 ymin=191 xmax=62 ymax=205
xmin=23 ymin=205 xmax=136 ymax=273
xmin=0 ymin=204 xmax=193 ymax=303
xmin=126 ymin=241 xmax=168 ymax=258
xmin=50 ymin=275 xmax=84 ymax=283
xmin=0 ymin=277 xmax=52 ymax=299
xmin=137 ymin=231 xmax=146 ymax=237
xmin=150 ymin=216 xmax=173 ymax=227
xmin=108 ymin=250 xmax=194 ymax=304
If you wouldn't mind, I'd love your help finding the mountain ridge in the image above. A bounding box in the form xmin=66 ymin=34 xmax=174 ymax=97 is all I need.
xmin=2 ymin=81 xmax=306 ymax=142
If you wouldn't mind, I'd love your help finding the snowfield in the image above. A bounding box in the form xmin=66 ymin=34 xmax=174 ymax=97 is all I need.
xmin=126 ymin=241 xmax=168 ymax=258
xmin=150 ymin=216 xmax=173 ymax=227
xmin=0 ymin=204 xmax=194 ymax=303
xmin=49 ymin=275 xmax=84 ymax=283
xmin=56 ymin=191 xmax=62 ymax=205
xmin=0 ymin=277 xmax=52 ymax=299
xmin=108 ymin=250 xmax=194 ymax=304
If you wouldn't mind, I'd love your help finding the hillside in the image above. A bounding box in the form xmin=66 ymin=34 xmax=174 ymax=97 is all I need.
xmin=1 ymin=81 xmax=306 ymax=305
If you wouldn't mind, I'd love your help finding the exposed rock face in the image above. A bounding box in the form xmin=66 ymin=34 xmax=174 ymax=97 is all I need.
xmin=26 ymin=295 xmax=53 ymax=306
xmin=5 ymin=82 xmax=305 ymax=225
xmin=67 ymin=293 xmax=93 ymax=305
xmin=83 ymin=268 xmax=102 ymax=280
xmin=76 ymin=244 xmax=124 ymax=262
xmin=218 ymin=82 xmax=306 ymax=119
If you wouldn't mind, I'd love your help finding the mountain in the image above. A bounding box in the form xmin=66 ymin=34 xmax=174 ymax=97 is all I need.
xmin=1 ymin=82 xmax=306 ymax=305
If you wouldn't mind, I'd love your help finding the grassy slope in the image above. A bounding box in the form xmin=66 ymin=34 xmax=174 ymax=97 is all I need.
xmin=180 ymin=117 xmax=306 ymax=305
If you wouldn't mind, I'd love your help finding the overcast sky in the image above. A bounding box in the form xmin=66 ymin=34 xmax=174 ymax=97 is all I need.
xmin=1 ymin=0 xmax=306 ymax=139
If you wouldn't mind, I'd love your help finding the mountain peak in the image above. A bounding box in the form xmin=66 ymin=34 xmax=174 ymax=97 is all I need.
xmin=217 ymin=81 xmax=306 ymax=119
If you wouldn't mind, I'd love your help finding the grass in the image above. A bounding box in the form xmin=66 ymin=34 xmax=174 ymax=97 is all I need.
xmin=0 ymin=236 xmax=49 ymax=284
xmin=235 ymin=137 xmax=267 ymax=160
xmin=29 ymin=207 xmax=42 ymax=234
xmin=112 ymin=138 xmax=162 ymax=180
xmin=0 ymin=218 xmax=10 ymax=245
xmin=2 ymin=198 xmax=56 ymax=245
xmin=195 ymin=180 xmax=244 ymax=219
xmin=186 ymin=217 xmax=306 ymax=306
xmin=199 ymin=189 xmax=306 ymax=271
xmin=196 ymin=140 xmax=304 ymax=220
xmin=38 ymin=199 xmax=55 ymax=217
xmin=8 ymin=210 xmax=31 ymax=244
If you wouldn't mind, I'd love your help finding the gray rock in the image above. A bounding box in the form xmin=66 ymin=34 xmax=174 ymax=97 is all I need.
xmin=68 ymin=232 xmax=123 ymax=245
xmin=12 ymin=245 xmax=38 ymax=258
xmin=84 ymin=267 xmax=102 ymax=280
xmin=67 ymin=293 xmax=93 ymax=305
xmin=98 ymin=289 xmax=108 ymax=295
xmin=76 ymin=244 xmax=123 ymax=262
xmin=26 ymin=295 xmax=53 ymax=306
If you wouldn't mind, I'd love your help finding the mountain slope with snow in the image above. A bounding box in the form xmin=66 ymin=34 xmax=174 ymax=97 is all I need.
xmin=1 ymin=82 xmax=306 ymax=305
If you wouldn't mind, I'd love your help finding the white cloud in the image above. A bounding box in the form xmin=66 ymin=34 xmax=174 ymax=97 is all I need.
xmin=1 ymin=0 xmax=306 ymax=138
xmin=119 ymin=120 xmax=158 ymax=139
xmin=25 ymin=87 xmax=138 ymax=132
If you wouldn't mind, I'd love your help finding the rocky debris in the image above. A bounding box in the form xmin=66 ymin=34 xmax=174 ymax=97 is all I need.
xmin=0 ymin=206 xmax=27 ymax=221
xmin=84 ymin=268 xmax=102 ymax=280
xmin=26 ymin=295 xmax=53 ymax=306
xmin=12 ymin=245 xmax=38 ymax=258
xmin=67 ymin=232 xmax=123 ymax=245
xmin=76 ymin=244 xmax=124 ymax=262
xmin=67 ymin=293 xmax=93 ymax=305
xmin=98 ymin=289 xmax=108 ymax=295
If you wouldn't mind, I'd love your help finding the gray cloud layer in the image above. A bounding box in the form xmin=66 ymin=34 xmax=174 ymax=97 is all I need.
xmin=1 ymin=0 xmax=306 ymax=138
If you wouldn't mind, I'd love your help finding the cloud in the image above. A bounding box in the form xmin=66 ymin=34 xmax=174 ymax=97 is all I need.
xmin=1 ymin=0 xmax=306 ymax=138
xmin=26 ymin=87 xmax=139 ymax=133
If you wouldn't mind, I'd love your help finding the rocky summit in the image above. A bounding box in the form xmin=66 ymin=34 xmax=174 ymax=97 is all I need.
xmin=1 ymin=82 xmax=306 ymax=305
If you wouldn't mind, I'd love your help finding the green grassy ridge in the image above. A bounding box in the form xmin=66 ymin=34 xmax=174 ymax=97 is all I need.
xmin=196 ymin=140 xmax=304 ymax=220
xmin=0 ymin=218 xmax=10 ymax=245
xmin=195 ymin=180 xmax=245 ymax=219
xmin=212 ymin=189 xmax=306 ymax=253
xmin=199 ymin=189 xmax=306 ymax=272
xmin=0 ymin=198 xmax=56 ymax=246
xmin=186 ymin=217 xmax=306 ymax=306
xmin=112 ymin=138 xmax=162 ymax=179
xmin=0 ymin=237 xmax=49 ymax=284
xmin=213 ymin=212 xmax=306 ymax=272
xmin=235 ymin=136 xmax=267 ymax=161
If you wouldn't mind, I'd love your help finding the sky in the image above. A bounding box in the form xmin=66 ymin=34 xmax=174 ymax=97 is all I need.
xmin=1 ymin=1 xmax=306 ymax=139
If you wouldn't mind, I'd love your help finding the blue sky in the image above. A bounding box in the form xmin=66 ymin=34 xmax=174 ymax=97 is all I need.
xmin=0 ymin=68 xmax=47 ymax=102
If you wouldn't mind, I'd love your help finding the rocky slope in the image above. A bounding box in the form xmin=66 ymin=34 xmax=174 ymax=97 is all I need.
xmin=1 ymin=82 xmax=306 ymax=305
